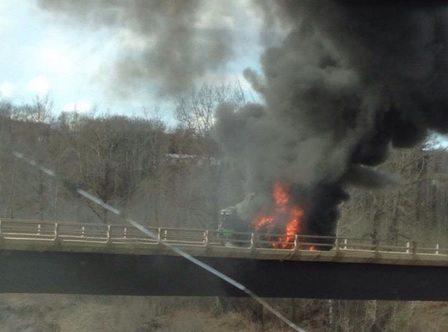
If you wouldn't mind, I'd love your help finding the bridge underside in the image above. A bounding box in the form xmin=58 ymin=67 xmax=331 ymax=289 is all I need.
xmin=0 ymin=250 xmax=446 ymax=300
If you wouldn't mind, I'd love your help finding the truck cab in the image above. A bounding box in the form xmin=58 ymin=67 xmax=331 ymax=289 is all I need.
xmin=218 ymin=206 xmax=251 ymax=247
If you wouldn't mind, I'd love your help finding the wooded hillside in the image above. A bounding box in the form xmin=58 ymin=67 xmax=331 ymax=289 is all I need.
xmin=1 ymin=93 xmax=448 ymax=331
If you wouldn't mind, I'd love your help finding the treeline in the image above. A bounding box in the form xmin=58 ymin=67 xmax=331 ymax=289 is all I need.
xmin=0 ymin=83 xmax=245 ymax=227
xmin=341 ymin=144 xmax=448 ymax=246
xmin=2 ymin=89 xmax=448 ymax=331
xmin=1 ymin=92 xmax=448 ymax=246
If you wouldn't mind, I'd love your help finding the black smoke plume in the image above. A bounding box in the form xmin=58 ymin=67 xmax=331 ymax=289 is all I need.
xmin=216 ymin=0 xmax=448 ymax=238
xmin=38 ymin=0 xmax=448 ymax=238
xmin=38 ymin=0 xmax=235 ymax=96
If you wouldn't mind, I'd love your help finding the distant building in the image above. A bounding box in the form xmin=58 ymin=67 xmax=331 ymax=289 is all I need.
xmin=164 ymin=153 xmax=220 ymax=167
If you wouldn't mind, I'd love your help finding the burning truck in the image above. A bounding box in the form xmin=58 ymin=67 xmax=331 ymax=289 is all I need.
xmin=218 ymin=181 xmax=349 ymax=250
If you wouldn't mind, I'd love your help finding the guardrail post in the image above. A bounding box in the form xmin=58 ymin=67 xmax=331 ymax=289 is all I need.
xmin=54 ymin=222 xmax=59 ymax=241
xmin=250 ymin=233 xmax=256 ymax=251
xmin=157 ymin=227 xmax=161 ymax=244
xmin=81 ymin=226 xmax=85 ymax=238
xmin=0 ymin=219 xmax=3 ymax=242
xmin=204 ymin=230 xmax=209 ymax=248
xmin=343 ymin=238 xmax=348 ymax=250
xmin=334 ymin=238 xmax=339 ymax=252
xmin=106 ymin=225 xmax=111 ymax=244
xmin=406 ymin=241 xmax=410 ymax=254
xmin=436 ymin=243 xmax=440 ymax=255
xmin=37 ymin=224 xmax=41 ymax=236
xmin=293 ymin=234 xmax=299 ymax=253
xmin=123 ymin=227 xmax=127 ymax=239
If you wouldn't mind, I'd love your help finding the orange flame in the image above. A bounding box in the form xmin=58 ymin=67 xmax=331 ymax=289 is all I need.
xmin=273 ymin=182 xmax=289 ymax=209
xmin=252 ymin=182 xmax=304 ymax=249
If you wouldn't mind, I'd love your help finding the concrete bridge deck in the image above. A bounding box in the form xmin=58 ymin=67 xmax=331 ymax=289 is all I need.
xmin=0 ymin=218 xmax=446 ymax=266
xmin=1 ymin=219 xmax=448 ymax=300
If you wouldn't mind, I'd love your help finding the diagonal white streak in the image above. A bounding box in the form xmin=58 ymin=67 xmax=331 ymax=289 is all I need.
xmin=14 ymin=150 xmax=306 ymax=332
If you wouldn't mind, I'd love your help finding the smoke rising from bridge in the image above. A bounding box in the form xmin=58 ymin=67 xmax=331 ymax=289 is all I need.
xmin=37 ymin=1 xmax=448 ymax=237
xmin=216 ymin=0 xmax=448 ymax=237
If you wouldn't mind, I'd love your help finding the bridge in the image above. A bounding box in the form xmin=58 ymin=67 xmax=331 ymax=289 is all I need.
xmin=1 ymin=218 xmax=448 ymax=300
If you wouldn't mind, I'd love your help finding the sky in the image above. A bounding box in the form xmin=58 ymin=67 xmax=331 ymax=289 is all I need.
xmin=0 ymin=1 xmax=103 ymax=112
xmin=0 ymin=0 xmax=262 ymax=122
xmin=1 ymin=0 xmax=447 ymax=147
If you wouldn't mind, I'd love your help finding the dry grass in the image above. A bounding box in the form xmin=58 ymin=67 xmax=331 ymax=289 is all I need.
xmin=0 ymin=295 xmax=283 ymax=332
xmin=386 ymin=302 xmax=448 ymax=332
xmin=4 ymin=295 xmax=448 ymax=332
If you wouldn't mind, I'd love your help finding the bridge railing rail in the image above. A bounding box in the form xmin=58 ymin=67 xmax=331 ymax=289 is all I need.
xmin=0 ymin=218 xmax=446 ymax=256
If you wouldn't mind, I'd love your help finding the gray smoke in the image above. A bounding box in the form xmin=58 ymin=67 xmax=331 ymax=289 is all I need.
xmin=38 ymin=0 xmax=448 ymax=237
xmin=215 ymin=0 xmax=448 ymax=238
xmin=38 ymin=0 xmax=235 ymax=96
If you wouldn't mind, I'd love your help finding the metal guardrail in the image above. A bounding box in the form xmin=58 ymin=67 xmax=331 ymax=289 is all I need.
xmin=0 ymin=218 xmax=446 ymax=257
